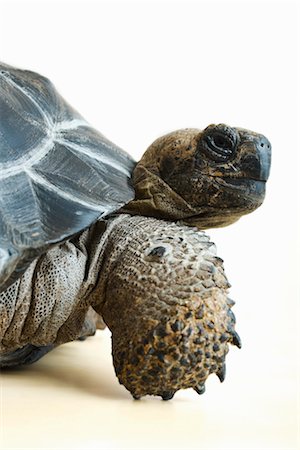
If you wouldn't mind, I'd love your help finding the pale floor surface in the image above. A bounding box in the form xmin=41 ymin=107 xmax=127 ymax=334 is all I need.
xmin=0 ymin=329 xmax=298 ymax=450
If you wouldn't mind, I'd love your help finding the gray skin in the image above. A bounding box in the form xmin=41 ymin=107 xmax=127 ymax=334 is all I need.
xmin=0 ymin=123 xmax=271 ymax=400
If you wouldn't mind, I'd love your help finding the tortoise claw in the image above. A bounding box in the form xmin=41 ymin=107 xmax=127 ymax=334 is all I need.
xmin=231 ymin=330 xmax=242 ymax=349
xmin=161 ymin=391 xmax=175 ymax=401
xmin=132 ymin=394 xmax=141 ymax=400
xmin=194 ymin=383 xmax=206 ymax=395
xmin=226 ymin=298 xmax=235 ymax=307
xmin=216 ymin=364 xmax=226 ymax=383
xmin=228 ymin=309 xmax=236 ymax=324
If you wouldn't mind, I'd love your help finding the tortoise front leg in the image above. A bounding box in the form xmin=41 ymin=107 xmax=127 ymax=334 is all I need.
xmin=96 ymin=215 xmax=241 ymax=400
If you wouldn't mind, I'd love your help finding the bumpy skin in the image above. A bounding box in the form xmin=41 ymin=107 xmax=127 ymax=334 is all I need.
xmin=98 ymin=215 xmax=240 ymax=399
xmin=0 ymin=214 xmax=240 ymax=399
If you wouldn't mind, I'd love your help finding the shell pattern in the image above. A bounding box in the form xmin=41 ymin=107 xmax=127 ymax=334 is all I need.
xmin=0 ymin=63 xmax=135 ymax=289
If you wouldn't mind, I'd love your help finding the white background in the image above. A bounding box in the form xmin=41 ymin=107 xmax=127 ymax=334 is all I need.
xmin=0 ymin=1 xmax=299 ymax=449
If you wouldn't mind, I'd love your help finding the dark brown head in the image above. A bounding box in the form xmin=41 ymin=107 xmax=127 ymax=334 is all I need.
xmin=124 ymin=124 xmax=271 ymax=228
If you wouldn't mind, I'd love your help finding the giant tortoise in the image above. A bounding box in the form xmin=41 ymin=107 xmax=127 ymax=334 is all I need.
xmin=0 ymin=63 xmax=271 ymax=400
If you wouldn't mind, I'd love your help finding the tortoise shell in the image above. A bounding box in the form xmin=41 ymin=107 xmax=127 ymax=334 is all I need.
xmin=0 ymin=63 xmax=135 ymax=290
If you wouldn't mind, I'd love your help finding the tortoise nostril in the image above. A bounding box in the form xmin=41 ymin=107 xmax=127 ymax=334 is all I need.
xmin=258 ymin=136 xmax=271 ymax=151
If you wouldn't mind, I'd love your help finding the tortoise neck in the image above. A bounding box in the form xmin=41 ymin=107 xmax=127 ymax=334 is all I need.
xmin=121 ymin=164 xmax=196 ymax=221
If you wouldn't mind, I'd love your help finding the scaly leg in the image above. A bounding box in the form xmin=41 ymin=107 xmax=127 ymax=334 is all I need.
xmin=95 ymin=215 xmax=241 ymax=400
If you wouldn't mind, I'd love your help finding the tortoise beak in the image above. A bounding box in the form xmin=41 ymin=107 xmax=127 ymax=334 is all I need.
xmin=239 ymin=133 xmax=272 ymax=182
xmin=257 ymin=136 xmax=272 ymax=181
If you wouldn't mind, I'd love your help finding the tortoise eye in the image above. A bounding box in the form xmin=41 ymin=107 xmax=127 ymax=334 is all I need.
xmin=212 ymin=134 xmax=232 ymax=150
xmin=200 ymin=125 xmax=238 ymax=163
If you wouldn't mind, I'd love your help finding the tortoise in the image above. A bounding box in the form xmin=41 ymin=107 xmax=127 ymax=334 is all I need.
xmin=0 ymin=62 xmax=271 ymax=400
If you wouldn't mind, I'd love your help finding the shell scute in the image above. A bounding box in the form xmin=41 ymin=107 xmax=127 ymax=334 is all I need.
xmin=0 ymin=63 xmax=135 ymax=290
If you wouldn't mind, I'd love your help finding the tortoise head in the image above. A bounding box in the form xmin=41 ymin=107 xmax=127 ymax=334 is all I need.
xmin=125 ymin=124 xmax=271 ymax=228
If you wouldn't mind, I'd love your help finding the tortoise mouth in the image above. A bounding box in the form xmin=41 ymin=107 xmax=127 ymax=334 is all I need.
xmin=215 ymin=176 xmax=266 ymax=193
xmin=180 ymin=176 xmax=266 ymax=228
xmin=222 ymin=176 xmax=267 ymax=184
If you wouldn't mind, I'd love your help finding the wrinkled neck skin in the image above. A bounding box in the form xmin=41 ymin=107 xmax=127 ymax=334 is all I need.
xmin=121 ymin=166 xmax=257 ymax=229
